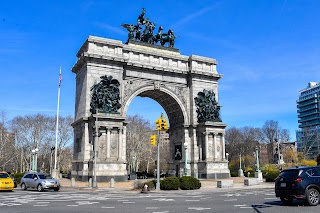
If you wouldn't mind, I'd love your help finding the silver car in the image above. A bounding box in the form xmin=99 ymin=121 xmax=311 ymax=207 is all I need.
xmin=20 ymin=172 xmax=60 ymax=192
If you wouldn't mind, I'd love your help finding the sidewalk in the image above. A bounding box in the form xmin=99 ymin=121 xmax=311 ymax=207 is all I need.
xmin=59 ymin=176 xmax=274 ymax=192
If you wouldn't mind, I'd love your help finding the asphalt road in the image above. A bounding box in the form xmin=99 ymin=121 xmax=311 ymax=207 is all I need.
xmin=0 ymin=188 xmax=319 ymax=213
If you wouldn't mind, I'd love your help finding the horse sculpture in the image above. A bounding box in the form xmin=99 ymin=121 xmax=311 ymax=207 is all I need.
xmin=160 ymin=29 xmax=176 ymax=48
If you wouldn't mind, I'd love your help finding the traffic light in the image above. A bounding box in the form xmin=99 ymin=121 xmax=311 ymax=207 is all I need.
xmin=150 ymin=135 xmax=157 ymax=146
xmin=155 ymin=119 xmax=161 ymax=130
xmin=161 ymin=119 xmax=169 ymax=130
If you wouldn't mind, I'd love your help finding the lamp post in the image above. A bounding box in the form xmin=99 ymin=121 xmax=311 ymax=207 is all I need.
xmin=132 ymin=156 xmax=136 ymax=180
xmin=255 ymin=146 xmax=260 ymax=172
xmin=238 ymin=153 xmax=244 ymax=177
xmin=184 ymin=142 xmax=188 ymax=176
xmin=156 ymin=129 xmax=160 ymax=190
xmin=255 ymin=146 xmax=263 ymax=182
xmin=34 ymin=148 xmax=39 ymax=172
xmin=50 ymin=147 xmax=55 ymax=175
xmin=31 ymin=149 xmax=35 ymax=171
xmin=226 ymin=153 xmax=229 ymax=161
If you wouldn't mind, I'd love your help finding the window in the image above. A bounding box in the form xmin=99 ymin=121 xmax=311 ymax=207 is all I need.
xmin=24 ymin=174 xmax=33 ymax=179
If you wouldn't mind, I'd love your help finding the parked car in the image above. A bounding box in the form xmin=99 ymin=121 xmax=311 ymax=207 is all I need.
xmin=6 ymin=172 xmax=17 ymax=188
xmin=0 ymin=171 xmax=15 ymax=191
xmin=20 ymin=172 xmax=60 ymax=192
xmin=275 ymin=166 xmax=320 ymax=206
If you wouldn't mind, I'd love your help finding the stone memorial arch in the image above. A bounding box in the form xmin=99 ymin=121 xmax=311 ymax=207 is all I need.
xmin=71 ymin=9 xmax=230 ymax=181
xmin=71 ymin=36 xmax=230 ymax=181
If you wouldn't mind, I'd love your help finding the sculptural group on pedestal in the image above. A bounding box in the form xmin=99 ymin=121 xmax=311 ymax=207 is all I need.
xmin=121 ymin=8 xmax=177 ymax=48
xmin=90 ymin=75 xmax=121 ymax=114
xmin=195 ymin=89 xmax=222 ymax=123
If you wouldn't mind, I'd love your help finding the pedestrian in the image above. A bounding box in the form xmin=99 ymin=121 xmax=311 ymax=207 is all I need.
xmin=141 ymin=183 xmax=149 ymax=193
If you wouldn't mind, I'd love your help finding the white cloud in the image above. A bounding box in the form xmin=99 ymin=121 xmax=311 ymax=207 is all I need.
xmin=95 ymin=22 xmax=126 ymax=35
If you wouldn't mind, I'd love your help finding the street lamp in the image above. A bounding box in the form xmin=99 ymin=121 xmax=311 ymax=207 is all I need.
xmin=226 ymin=153 xmax=229 ymax=161
xmin=32 ymin=148 xmax=39 ymax=172
xmin=238 ymin=153 xmax=244 ymax=177
xmin=255 ymin=146 xmax=263 ymax=182
xmin=184 ymin=142 xmax=188 ymax=176
xmin=50 ymin=147 xmax=55 ymax=175
xmin=255 ymin=146 xmax=260 ymax=172
xmin=31 ymin=149 xmax=35 ymax=171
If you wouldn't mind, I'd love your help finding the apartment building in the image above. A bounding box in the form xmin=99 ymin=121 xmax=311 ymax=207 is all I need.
xmin=296 ymin=82 xmax=320 ymax=159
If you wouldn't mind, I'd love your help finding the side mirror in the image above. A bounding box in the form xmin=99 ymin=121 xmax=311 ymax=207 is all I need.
xmin=34 ymin=177 xmax=38 ymax=180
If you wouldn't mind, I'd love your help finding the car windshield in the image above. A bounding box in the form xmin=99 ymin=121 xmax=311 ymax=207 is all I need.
xmin=0 ymin=173 xmax=9 ymax=178
xmin=38 ymin=174 xmax=53 ymax=179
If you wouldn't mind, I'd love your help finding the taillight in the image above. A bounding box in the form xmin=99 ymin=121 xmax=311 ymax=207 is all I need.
xmin=294 ymin=178 xmax=303 ymax=182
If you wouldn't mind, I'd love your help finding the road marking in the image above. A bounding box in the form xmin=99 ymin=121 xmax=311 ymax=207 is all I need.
xmin=146 ymin=207 xmax=159 ymax=209
xmin=188 ymin=207 xmax=211 ymax=210
xmin=234 ymin=204 xmax=246 ymax=207
xmin=264 ymin=198 xmax=275 ymax=200
xmin=123 ymin=202 xmax=135 ymax=203
xmin=185 ymin=200 xmax=199 ymax=202
xmin=33 ymin=204 xmax=48 ymax=207
xmin=224 ymin=199 xmax=237 ymax=201
xmin=101 ymin=206 xmax=115 ymax=208
xmin=240 ymin=207 xmax=253 ymax=209
xmin=153 ymin=198 xmax=175 ymax=201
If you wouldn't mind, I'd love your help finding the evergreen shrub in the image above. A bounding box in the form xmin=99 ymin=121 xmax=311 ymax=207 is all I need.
xmin=160 ymin=177 xmax=180 ymax=190
xmin=180 ymin=176 xmax=201 ymax=190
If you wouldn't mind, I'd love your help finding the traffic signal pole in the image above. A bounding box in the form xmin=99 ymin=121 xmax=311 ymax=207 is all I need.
xmin=156 ymin=130 xmax=160 ymax=191
xmin=155 ymin=113 xmax=169 ymax=191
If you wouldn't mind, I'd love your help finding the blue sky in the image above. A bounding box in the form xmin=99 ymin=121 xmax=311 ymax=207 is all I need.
xmin=1 ymin=0 xmax=319 ymax=141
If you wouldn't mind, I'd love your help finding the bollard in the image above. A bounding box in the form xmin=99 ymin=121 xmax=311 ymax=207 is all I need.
xmin=71 ymin=178 xmax=75 ymax=187
xmin=110 ymin=178 xmax=115 ymax=188
xmin=88 ymin=178 xmax=92 ymax=188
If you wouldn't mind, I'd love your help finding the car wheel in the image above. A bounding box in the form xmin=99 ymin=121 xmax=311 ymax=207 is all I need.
xmin=37 ymin=184 xmax=43 ymax=192
xmin=280 ymin=197 xmax=293 ymax=205
xmin=306 ymin=188 xmax=320 ymax=206
xmin=21 ymin=183 xmax=27 ymax=190
xmin=54 ymin=186 xmax=60 ymax=191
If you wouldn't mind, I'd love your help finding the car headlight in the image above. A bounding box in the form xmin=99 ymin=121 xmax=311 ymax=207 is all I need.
xmin=42 ymin=180 xmax=50 ymax=185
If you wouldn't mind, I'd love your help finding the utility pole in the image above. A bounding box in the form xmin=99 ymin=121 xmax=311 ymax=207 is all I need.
xmin=276 ymin=122 xmax=281 ymax=171
xmin=156 ymin=129 xmax=160 ymax=190
xmin=155 ymin=113 xmax=169 ymax=191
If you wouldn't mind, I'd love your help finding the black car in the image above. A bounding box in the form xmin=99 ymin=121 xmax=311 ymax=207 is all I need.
xmin=6 ymin=172 xmax=17 ymax=188
xmin=275 ymin=166 xmax=320 ymax=206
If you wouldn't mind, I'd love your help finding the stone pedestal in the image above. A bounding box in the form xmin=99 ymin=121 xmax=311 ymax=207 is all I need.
xmin=255 ymin=171 xmax=263 ymax=182
xmin=238 ymin=169 xmax=244 ymax=177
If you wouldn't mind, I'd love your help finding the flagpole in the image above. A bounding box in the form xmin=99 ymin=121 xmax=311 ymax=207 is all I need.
xmin=53 ymin=67 xmax=62 ymax=179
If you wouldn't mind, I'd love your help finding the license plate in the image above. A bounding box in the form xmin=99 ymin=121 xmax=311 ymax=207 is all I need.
xmin=280 ymin=183 xmax=286 ymax=187
xmin=5 ymin=185 xmax=9 ymax=188
xmin=54 ymin=184 xmax=57 ymax=187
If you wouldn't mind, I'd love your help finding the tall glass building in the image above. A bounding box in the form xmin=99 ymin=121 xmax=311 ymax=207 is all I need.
xmin=296 ymin=82 xmax=320 ymax=159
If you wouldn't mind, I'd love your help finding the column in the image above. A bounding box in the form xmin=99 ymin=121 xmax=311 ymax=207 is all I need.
xmin=106 ymin=128 xmax=111 ymax=159
xmin=205 ymin=132 xmax=208 ymax=161
xmin=222 ymin=133 xmax=226 ymax=161
xmin=213 ymin=133 xmax=217 ymax=161
xmin=122 ymin=126 xmax=126 ymax=160
xmin=118 ymin=127 xmax=123 ymax=160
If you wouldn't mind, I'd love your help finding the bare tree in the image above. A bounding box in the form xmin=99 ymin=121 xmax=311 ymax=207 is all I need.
xmin=10 ymin=114 xmax=74 ymax=173
xmin=10 ymin=114 xmax=54 ymax=172
xmin=297 ymin=126 xmax=320 ymax=159
xmin=0 ymin=110 xmax=16 ymax=171
xmin=126 ymin=115 xmax=154 ymax=173
xmin=261 ymin=120 xmax=279 ymax=143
